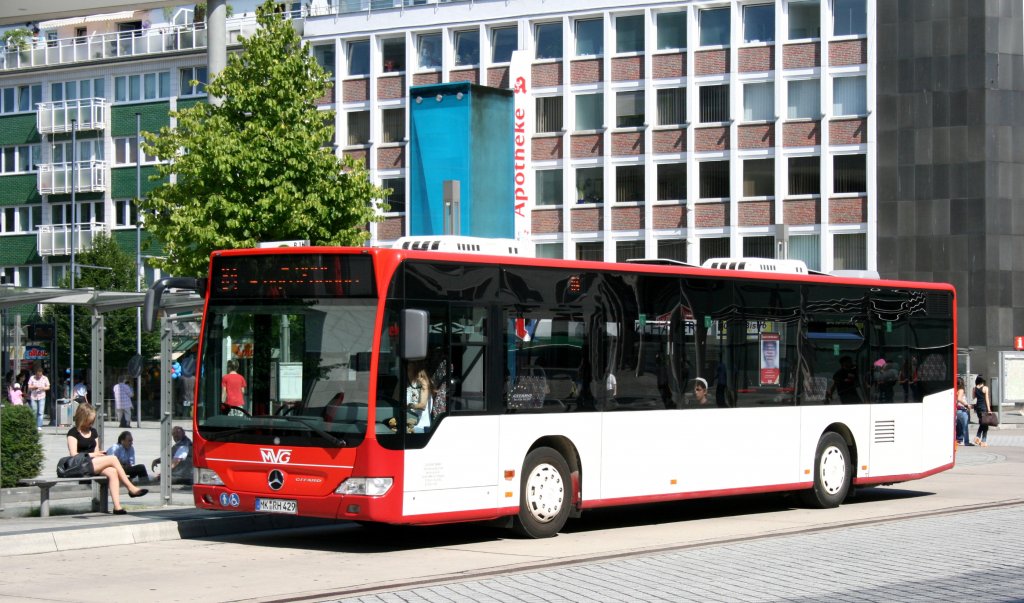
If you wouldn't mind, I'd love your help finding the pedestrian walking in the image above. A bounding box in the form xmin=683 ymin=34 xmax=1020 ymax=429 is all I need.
xmin=956 ymin=377 xmax=972 ymax=446
xmin=973 ymin=375 xmax=992 ymax=447
xmin=27 ymin=365 xmax=49 ymax=430
xmin=113 ymin=376 xmax=134 ymax=428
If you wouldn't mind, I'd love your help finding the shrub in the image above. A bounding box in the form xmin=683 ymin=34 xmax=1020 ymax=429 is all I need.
xmin=1 ymin=404 xmax=44 ymax=487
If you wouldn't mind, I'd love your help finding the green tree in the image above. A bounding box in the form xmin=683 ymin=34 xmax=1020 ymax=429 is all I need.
xmin=42 ymin=234 xmax=160 ymax=373
xmin=142 ymin=0 xmax=386 ymax=277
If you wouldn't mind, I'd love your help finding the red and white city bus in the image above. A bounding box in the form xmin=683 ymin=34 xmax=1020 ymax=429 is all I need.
xmin=147 ymin=242 xmax=955 ymax=537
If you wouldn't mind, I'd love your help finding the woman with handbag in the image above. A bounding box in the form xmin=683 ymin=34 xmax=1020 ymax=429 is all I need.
xmin=973 ymin=376 xmax=992 ymax=447
xmin=66 ymin=403 xmax=149 ymax=514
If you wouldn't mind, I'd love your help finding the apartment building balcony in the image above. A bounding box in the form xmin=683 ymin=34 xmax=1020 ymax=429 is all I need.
xmin=0 ymin=23 xmax=207 ymax=72
xmin=37 ymin=98 xmax=108 ymax=135
xmin=37 ymin=222 xmax=111 ymax=257
xmin=38 ymin=161 xmax=108 ymax=195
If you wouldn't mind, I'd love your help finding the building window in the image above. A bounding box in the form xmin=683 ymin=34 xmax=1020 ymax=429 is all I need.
xmin=417 ymin=33 xmax=442 ymax=69
xmin=536 ymin=169 xmax=563 ymax=206
xmin=348 ymin=40 xmax=370 ymax=76
xmin=535 ymin=22 xmax=562 ymax=60
xmin=536 ymin=96 xmax=563 ymax=133
xmin=454 ymin=30 xmax=480 ymax=66
xmin=313 ymin=44 xmax=336 ymax=78
xmin=700 ymin=7 xmax=731 ymax=47
xmin=51 ymin=201 xmax=104 ymax=226
xmin=616 ymin=165 xmax=644 ymax=202
xmin=575 ymin=93 xmax=603 ymax=130
xmin=616 ymin=14 xmax=644 ymax=53
xmin=833 ymin=233 xmax=866 ymax=270
xmin=52 ymin=140 xmax=103 ymax=163
xmin=576 ymin=241 xmax=604 ymax=262
xmin=381 ymin=38 xmax=405 ymax=73
xmin=699 ymin=84 xmax=730 ymax=123
xmin=113 ymin=137 xmax=156 ymax=165
xmin=0 ymin=145 xmax=40 ymax=174
xmin=743 ymin=4 xmax=775 ymax=43
xmin=381 ymin=177 xmax=405 ymax=213
xmin=381 ymin=108 xmax=405 ymax=143
xmin=787 ymin=79 xmax=820 ymax=119
xmin=657 ymin=163 xmax=686 ymax=201
xmin=789 ymin=234 xmax=820 ymax=271
xmin=789 ymin=0 xmax=820 ymax=40
xmin=743 ymin=82 xmax=774 ymax=121
xmin=617 ymin=240 xmax=645 ymax=262
xmin=699 ymin=161 xmax=729 ymax=198
xmin=114 ymin=72 xmax=170 ymax=102
xmin=347 ymin=111 xmax=370 ymax=146
xmin=743 ymin=158 xmax=774 ymax=197
xmin=834 ymin=0 xmax=866 ymax=36
xmin=0 ymin=84 xmax=42 ymax=114
xmin=700 ymin=237 xmax=730 ymax=264
xmin=179 ymin=67 xmax=208 ymax=96
xmin=0 ymin=265 xmax=42 ymax=287
xmin=743 ymin=235 xmax=775 ymax=258
xmin=576 ymin=167 xmax=603 ymax=204
xmin=833 ymin=154 xmax=866 ymax=193
xmin=658 ymin=239 xmax=687 ymax=262
xmin=788 ymin=156 xmax=820 ymax=195
xmin=2 ymin=207 xmax=37 ymax=234
xmin=656 ymin=11 xmax=686 ymax=50
xmin=656 ymin=87 xmax=686 ymax=125
xmin=536 ymin=242 xmax=563 ymax=259
xmin=833 ymin=76 xmax=867 ymax=116
xmin=114 ymin=199 xmax=138 ymax=227
xmin=616 ymin=91 xmax=644 ymax=127
xmin=575 ymin=18 xmax=603 ymax=56
xmin=491 ymin=26 xmax=517 ymax=63
xmin=51 ymin=78 xmax=105 ymax=101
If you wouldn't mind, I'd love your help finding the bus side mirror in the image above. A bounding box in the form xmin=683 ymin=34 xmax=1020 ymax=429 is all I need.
xmin=401 ymin=309 xmax=429 ymax=361
xmin=143 ymin=277 xmax=202 ymax=332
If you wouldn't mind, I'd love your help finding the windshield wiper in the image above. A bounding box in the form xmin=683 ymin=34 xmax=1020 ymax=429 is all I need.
xmin=251 ymin=415 xmax=348 ymax=447
xmin=203 ymin=423 xmax=264 ymax=441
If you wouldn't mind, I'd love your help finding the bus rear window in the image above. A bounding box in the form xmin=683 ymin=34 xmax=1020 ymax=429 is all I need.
xmin=211 ymin=254 xmax=375 ymax=299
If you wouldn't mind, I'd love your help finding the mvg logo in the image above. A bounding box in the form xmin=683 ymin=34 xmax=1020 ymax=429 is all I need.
xmin=260 ymin=448 xmax=292 ymax=464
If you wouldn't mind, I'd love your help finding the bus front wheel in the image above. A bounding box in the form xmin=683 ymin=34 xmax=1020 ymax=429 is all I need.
xmin=801 ymin=432 xmax=852 ymax=509
xmin=513 ymin=447 xmax=571 ymax=538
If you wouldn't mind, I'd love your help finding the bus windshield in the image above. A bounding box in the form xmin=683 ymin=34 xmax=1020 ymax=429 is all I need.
xmin=196 ymin=299 xmax=378 ymax=447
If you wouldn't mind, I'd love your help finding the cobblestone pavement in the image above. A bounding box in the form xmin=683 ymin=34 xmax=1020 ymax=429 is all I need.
xmin=335 ymin=505 xmax=1024 ymax=603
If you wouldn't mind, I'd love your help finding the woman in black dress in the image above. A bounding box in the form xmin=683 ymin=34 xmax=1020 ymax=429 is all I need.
xmin=66 ymin=404 xmax=148 ymax=514
xmin=973 ymin=375 xmax=992 ymax=447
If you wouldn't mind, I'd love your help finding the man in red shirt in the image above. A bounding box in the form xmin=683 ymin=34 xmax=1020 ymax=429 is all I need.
xmin=220 ymin=359 xmax=247 ymax=414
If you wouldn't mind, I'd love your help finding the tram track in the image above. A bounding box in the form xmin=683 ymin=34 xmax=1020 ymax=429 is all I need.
xmin=257 ymin=497 xmax=1024 ymax=603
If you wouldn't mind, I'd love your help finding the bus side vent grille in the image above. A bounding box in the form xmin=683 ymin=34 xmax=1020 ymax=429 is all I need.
xmin=926 ymin=293 xmax=952 ymax=318
xmin=874 ymin=420 xmax=896 ymax=443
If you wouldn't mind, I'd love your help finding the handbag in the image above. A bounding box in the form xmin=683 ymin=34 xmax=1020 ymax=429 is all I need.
xmin=56 ymin=453 xmax=94 ymax=478
xmin=981 ymin=411 xmax=999 ymax=427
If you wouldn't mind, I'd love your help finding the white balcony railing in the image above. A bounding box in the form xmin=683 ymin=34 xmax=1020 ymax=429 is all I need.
xmin=37 ymin=98 xmax=108 ymax=135
xmin=38 ymin=161 xmax=108 ymax=195
xmin=0 ymin=23 xmax=207 ymax=72
xmin=37 ymin=222 xmax=111 ymax=257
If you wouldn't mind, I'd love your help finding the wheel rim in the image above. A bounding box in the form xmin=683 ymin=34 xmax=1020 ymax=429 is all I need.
xmin=524 ymin=462 xmax=565 ymax=523
xmin=819 ymin=445 xmax=847 ymax=495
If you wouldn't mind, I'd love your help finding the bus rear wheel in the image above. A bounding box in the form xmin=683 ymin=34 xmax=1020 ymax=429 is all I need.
xmin=513 ymin=447 xmax=571 ymax=538
xmin=800 ymin=432 xmax=852 ymax=509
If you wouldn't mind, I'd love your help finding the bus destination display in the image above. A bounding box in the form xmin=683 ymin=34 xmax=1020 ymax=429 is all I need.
xmin=211 ymin=254 xmax=375 ymax=298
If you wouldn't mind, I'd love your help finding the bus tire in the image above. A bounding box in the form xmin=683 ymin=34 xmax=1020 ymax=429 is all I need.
xmin=800 ymin=432 xmax=852 ymax=509
xmin=513 ymin=447 xmax=571 ymax=538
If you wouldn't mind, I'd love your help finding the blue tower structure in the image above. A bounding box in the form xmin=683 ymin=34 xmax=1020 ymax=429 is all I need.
xmin=408 ymin=82 xmax=514 ymax=238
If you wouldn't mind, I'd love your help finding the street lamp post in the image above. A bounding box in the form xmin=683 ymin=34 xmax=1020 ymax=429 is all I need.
xmin=136 ymin=112 xmax=142 ymax=427
xmin=68 ymin=118 xmax=77 ymax=430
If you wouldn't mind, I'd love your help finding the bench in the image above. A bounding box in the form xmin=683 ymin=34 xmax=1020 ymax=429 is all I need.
xmin=17 ymin=477 xmax=110 ymax=517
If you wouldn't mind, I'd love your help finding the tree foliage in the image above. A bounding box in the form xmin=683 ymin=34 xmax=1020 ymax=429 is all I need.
xmin=142 ymin=0 xmax=386 ymax=276
xmin=42 ymin=234 xmax=159 ymax=371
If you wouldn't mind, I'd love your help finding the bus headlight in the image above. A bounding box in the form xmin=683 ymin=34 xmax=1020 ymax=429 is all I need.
xmin=336 ymin=477 xmax=393 ymax=496
xmin=196 ymin=468 xmax=224 ymax=486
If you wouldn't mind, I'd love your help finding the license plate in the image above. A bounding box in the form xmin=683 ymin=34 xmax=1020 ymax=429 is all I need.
xmin=255 ymin=498 xmax=297 ymax=514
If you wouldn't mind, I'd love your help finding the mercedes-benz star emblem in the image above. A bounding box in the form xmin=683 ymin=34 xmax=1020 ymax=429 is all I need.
xmin=268 ymin=470 xmax=285 ymax=491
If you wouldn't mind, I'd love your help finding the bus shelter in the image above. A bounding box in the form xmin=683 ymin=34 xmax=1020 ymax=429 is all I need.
xmin=0 ymin=284 xmax=201 ymax=509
